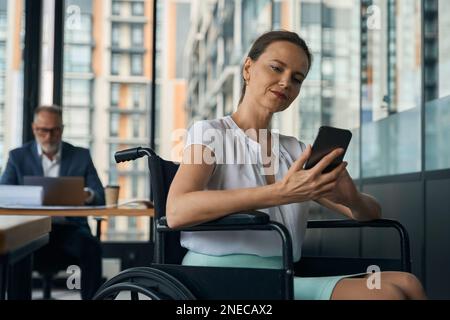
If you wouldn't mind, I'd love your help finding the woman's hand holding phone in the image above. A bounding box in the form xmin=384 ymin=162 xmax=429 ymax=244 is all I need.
xmin=276 ymin=144 xmax=349 ymax=204
xmin=318 ymin=167 xmax=360 ymax=207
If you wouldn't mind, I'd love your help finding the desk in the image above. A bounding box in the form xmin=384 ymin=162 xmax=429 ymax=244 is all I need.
xmin=0 ymin=207 xmax=154 ymax=217
xmin=0 ymin=207 xmax=155 ymax=247
xmin=0 ymin=208 xmax=154 ymax=299
xmin=0 ymin=216 xmax=51 ymax=299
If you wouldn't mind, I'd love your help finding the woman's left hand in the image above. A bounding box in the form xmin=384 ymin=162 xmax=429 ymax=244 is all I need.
xmin=322 ymin=167 xmax=360 ymax=207
xmin=318 ymin=166 xmax=382 ymax=221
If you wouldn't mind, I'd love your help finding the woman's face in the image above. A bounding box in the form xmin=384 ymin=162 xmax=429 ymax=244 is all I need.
xmin=243 ymin=41 xmax=309 ymax=113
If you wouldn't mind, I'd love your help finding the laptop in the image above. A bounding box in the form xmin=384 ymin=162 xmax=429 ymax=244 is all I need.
xmin=23 ymin=176 xmax=85 ymax=206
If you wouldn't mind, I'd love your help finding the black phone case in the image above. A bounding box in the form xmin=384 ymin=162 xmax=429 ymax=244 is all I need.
xmin=304 ymin=126 xmax=352 ymax=173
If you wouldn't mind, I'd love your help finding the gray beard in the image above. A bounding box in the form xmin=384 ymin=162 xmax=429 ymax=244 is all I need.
xmin=42 ymin=143 xmax=60 ymax=155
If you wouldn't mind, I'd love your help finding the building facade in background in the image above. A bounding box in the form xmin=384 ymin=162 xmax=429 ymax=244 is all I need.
xmin=184 ymin=0 xmax=360 ymax=176
xmin=0 ymin=0 xmax=24 ymax=174
xmin=0 ymin=0 xmax=192 ymax=241
xmin=154 ymin=0 xmax=190 ymax=160
xmin=61 ymin=0 xmax=155 ymax=241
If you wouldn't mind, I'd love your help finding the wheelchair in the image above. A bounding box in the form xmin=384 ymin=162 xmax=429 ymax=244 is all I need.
xmin=93 ymin=147 xmax=411 ymax=300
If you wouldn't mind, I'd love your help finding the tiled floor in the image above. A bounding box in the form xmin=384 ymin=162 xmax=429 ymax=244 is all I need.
xmin=31 ymin=289 xmax=151 ymax=300
xmin=29 ymin=259 xmax=121 ymax=300
xmin=32 ymin=288 xmax=81 ymax=300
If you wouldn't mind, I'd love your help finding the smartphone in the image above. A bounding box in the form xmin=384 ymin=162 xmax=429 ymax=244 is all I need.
xmin=304 ymin=126 xmax=352 ymax=173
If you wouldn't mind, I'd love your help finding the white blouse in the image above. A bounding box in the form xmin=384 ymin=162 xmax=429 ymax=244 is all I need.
xmin=180 ymin=115 xmax=311 ymax=262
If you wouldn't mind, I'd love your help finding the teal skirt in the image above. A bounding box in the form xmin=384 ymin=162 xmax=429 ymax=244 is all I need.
xmin=182 ymin=250 xmax=366 ymax=300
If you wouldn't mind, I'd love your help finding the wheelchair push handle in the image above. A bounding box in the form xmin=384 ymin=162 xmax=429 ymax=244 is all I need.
xmin=115 ymin=147 xmax=156 ymax=163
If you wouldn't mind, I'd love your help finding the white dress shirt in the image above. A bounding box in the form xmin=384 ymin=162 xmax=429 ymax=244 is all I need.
xmin=37 ymin=143 xmax=61 ymax=178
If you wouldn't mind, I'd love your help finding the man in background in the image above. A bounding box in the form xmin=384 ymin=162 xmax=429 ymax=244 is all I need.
xmin=1 ymin=105 xmax=105 ymax=300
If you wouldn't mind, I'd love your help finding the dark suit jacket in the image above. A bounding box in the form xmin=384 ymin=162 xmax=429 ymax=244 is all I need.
xmin=0 ymin=140 xmax=105 ymax=226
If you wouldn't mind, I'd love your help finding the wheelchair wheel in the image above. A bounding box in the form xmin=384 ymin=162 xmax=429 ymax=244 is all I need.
xmin=93 ymin=267 xmax=196 ymax=300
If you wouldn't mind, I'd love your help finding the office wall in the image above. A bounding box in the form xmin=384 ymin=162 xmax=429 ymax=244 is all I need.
xmin=426 ymin=177 xmax=450 ymax=299
xmin=362 ymin=182 xmax=424 ymax=278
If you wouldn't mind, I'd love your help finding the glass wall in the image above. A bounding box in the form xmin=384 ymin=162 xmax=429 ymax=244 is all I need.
xmin=63 ymin=0 xmax=93 ymax=148
xmin=62 ymin=0 xmax=152 ymax=241
xmin=154 ymin=0 xmax=190 ymax=160
xmin=292 ymin=0 xmax=361 ymax=178
xmin=0 ymin=0 xmax=25 ymax=175
xmin=183 ymin=0 xmax=361 ymax=177
xmin=425 ymin=0 xmax=450 ymax=171
xmin=242 ymin=0 xmax=272 ymax=51
xmin=179 ymin=0 xmax=450 ymax=181
xmin=361 ymin=0 xmax=422 ymax=177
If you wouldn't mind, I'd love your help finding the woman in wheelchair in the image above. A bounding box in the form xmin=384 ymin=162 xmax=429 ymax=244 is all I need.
xmin=166 ymin=31 xmax=427 ymax=300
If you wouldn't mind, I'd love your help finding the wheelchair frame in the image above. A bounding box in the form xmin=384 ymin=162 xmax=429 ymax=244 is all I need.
xmin=93 ymin=147 xmax=411 ymax=300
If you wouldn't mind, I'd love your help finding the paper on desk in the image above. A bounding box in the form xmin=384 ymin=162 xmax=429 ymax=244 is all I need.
xmin=0 ymin=185 xmax=44 ymax=206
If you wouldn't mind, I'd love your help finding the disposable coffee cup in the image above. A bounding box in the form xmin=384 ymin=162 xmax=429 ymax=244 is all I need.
xmin=105 ymin=185 xmax=120 ymax=207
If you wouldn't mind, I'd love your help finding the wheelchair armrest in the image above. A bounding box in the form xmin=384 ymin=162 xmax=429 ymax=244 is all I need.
xmin=157 ymin=210 xmax=269 ymax=232
xmin=307 ymin=218 xmax=404 ymax=230
xmin=306 ymin=218 xmax=411 ymax=272
xmin=155 ymin=211 xmax=294 ymax=279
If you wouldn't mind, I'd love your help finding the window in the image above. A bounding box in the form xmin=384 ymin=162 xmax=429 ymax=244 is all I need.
xmin=131 ymin=25 xmax=143 ymax=46
xmin=130 ymin=54 xmax=142 ymax=75
xmin=111 ymin=83 xmax=120 ymax=106
xmin=242 ymin=0 xmax=271 ymax=51
xmin=0 ymin=7 xmax=7 ymax=39
xmin=108 ymin=143 xmax=119 ymax=181
xmin=65 ymin=6 xmax=92 ymax=44
xmin=425 ymin=0 xmax=450 ymax=171
xmin=175 ymin=3 xmax=190 ymax=78
xmin=360 ymin=0 xmax=422 ymax=177
xmin=131 ymin=162 xmax=140 ymax=199
xmin=111 ymin=23 xmax=120 ymax=47
xmin=63 ymin=0 xmax=152 ymax=242
xmin=110 ymin=113 xmax=119 ymax=137
xmin=301 ymin=2 xmax=322 ymax=25
xmin=128 ymin=216 xmax=137 ymax=229
xmin=112 ymin=1 xmax=121 ymax=16
xmin=111 ymin=53 xmax=121 ymax=75
xmin=132 ymin=114 xmax=140 ymax=137
xmin=108 ymin=171 xmax=118 ymax=186
xmin=0 ymin=43 xmax=5 ymax=72
xmin=0 ymin=77 xmax=4 ymax=101
xmin=62 ymin=108 xmax=91 ymax=147
xmin=63 ymin=0 xmax=94 ymax=151
xmin=272 ymin=0 xmax=281 ymax=29
xmin=154 ymin=2 xmax=163 ymax=80
xmin=64 ymin=79 xmax=91 ymax=106
xmin=131 ymin=85 xmax=142 ymax=108
xmin=131 ymin=2 xmax=144 ymax=16
xmin=109 ymin=144 xmax=118 ymax=167
xmin=64 ymin=45 xmax=91 ymax=73
xmin=290 ymin=1 xmax=361 ymax=177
